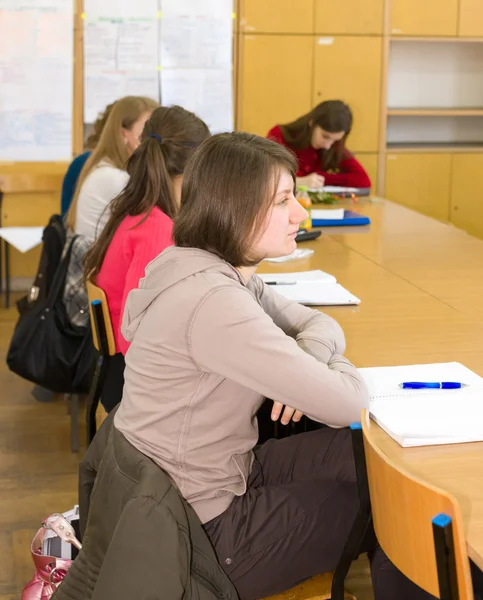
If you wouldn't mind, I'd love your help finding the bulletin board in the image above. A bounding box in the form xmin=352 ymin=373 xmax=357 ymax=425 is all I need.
xmin=0 ymin=0 xmax=237 ymax=164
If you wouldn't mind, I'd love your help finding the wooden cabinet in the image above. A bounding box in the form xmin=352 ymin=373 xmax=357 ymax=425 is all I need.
xmin=391 ymin=0 xmax=458 ymax=36
xmin=354 ymin=153 xmax=378 ymax=191
xmin=458 ymin=0 xmax=483 ymax=37
xmin=313 ymin=36 xmax=382 ymax=153
xmin=237 ymin=35 xmax=313 ymax=136
xmin=385 ymin=153 xmax=452 ymax=221
xmin=450 ymin=154 xmax=483 ymax=239
xmin=314 ymin=0 xmax=384 ymax=34
xmin=239 ymin=0 xmax=313 ymax=34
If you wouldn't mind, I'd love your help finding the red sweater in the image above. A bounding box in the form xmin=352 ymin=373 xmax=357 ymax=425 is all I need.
xmin=96 ymin=207 xmax=174 ymax=355
xmin=267 ymin=125 xmax=371 ymax=188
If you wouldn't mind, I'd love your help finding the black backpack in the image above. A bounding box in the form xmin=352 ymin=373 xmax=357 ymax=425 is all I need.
xmin=7 ymin=236 xmax=94 ymax=394
xmin=16 ymin=214 xmax=66 ymax=316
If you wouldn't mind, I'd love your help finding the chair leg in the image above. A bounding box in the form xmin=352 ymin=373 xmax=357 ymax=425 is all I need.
xmin=433 ymin=514 xmax=459 ymax=600
xmin=330 ymin=423 xmax=373 ymax=600
xmin=85 ymin=354 xmax=110 ymax=446
xmin=0 ymin=237 xmax=3 ymax=299
xmin=69 ymin=394 xmax=80 ymax=453
xmin=5 ymin=241 xmax=10 ymax=309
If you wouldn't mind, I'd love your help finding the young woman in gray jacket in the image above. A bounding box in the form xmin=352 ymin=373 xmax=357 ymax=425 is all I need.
xmin=114 ymin=133 xmax=435 ymax=600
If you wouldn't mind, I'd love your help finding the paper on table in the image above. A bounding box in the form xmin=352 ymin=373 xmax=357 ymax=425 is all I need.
xmin=360 ymin=362 xmax=483 ymax=403
xmin=312 ymin=208 xmax=345 ymax=220
xmin=0 ymin=227 xmax=44 ymax=253
xmin=263 ymin=249 xmax=314 ymax=263
xmin=265 ymin=281 xmax=360 ymax=306
xmin=360 ymin=362 xmax=483 ymax=447
xmin=309 ymin=186 xmax=360 ymax=194
xmin=259 ymin=270 xmax=336 ymax=284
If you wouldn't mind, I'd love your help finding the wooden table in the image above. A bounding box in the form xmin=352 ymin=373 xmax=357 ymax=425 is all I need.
xmin=257 ymin=198 xmax=483 ymax=569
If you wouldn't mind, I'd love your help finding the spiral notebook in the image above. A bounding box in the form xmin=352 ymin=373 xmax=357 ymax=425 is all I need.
xmin=360 ymin=362 xmax=483 ymax=447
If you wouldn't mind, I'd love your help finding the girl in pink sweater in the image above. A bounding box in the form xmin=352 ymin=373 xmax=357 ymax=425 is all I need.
xmin=84 ymin=106 xmax=210 ymax=411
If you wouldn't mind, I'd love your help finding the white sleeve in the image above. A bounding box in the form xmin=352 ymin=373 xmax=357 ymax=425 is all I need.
xmin=75 ymin=165 xmax=129 ymax=242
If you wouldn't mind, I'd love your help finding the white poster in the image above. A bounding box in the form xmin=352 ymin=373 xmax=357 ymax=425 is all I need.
xmin=0 ymin=0 xmax=73 ymax=160
xmin=83 ymin=0 xmax=160 ymax=123
xmin=159 ymin=0 xmax=233 ymax=133
xmin=161 ymin=68 xmax=233 ymax=134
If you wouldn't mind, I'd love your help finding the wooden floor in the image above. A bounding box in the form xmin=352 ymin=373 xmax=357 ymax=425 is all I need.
xmin=0 ymin=295 xmax=373 ymax=600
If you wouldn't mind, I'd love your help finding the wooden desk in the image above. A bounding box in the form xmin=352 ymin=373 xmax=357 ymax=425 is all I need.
xmin=257 ymin=198 xmax=483 ymax=569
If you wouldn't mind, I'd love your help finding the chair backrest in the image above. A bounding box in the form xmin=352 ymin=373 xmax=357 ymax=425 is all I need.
xmin=86 ymin=280 xmax=116 ymax=356
xmin=361 ymin=411 xmax=473 ymax=599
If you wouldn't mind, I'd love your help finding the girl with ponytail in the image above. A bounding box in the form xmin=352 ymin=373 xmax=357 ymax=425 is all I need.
xmin=83 ymin=106 xmax=209 ymax=411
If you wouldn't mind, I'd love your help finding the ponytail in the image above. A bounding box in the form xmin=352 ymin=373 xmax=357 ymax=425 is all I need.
xmin=83 ymin=105 xmax=210 ymax=280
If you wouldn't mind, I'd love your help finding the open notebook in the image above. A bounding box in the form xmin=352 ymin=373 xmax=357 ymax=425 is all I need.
xmin=360 ymin=362 xmax=483 ymax=447
xmin=258 ymin=270 xmax=360 ymax=306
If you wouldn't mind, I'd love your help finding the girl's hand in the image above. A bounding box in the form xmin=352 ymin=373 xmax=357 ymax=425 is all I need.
xmin=296 ymin=173 xmax=325 ymax=189
xmin=271 ymin=401 xmax=304 ymax=426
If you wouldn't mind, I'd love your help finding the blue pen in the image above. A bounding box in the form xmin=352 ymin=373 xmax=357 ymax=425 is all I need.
xmin=399 ymin=382 xmax=466 ymax=390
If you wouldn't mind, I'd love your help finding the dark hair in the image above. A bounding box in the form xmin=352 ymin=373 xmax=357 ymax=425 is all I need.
xmin=279 ymin=100 xmax=353 ymax=172
xmin=174 ymin=132 xmax=297 ymax=267
xmin=84 ymin=105 xmax=210 ymax=279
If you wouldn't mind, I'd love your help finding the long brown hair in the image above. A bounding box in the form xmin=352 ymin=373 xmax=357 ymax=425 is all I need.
xmin=84 ymin=105 xmax=210 ymax=280
xmin=85 ymin=101 xmax=116 ymax=150
xmin=67 ymin=96 xmax=159 ymax=229
xmin=174 ymin=132 xmax=297 ymax=268
xmin=279 ymin=100 xmax=353 ymax=172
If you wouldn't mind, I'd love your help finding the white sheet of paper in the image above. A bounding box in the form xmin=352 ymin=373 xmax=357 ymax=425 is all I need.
xmin=159 ymin=0 xmax=233 ymax=133
xmin=312 ymin=208 xmax=345 ymax=220
xmin=266 ymin=281 xmax=360 ymax=306
xmin=259 ymin=270 xmax=337 ymax=285
xmin=263 ymin=249 xmax=315 ymax=263
xmin=309 ymin=186 xmax=360 ymax=194
xmin=0 ymin=0 xmax=73 ymax=160
xmin=83 ymin=16 xmax=160 ymax=122
xmin=160 ymin=0 xmax=232 ymax=69
xmin=160 ymin=68 xmax=233 ymax=133
xmin=0 ymin=227 xmax=44 ymax=253
xmin=84 ymin=0 xmax=158 ymax=19
xmin=360 ymin=362 xmax=483 ymax=447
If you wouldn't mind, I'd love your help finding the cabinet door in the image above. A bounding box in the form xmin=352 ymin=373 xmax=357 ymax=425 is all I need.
xmin=391 ymin=0 xmax=458 ymax=36
xmin=459 ymin=0 xmax=483 ymax=36
xmin=450 ymin=154 xmax=483 ymax=239
xmin=315 ymin=0 xmax=384 ymax=34
xmin=239 ymin=0 xmax=313 ymax=34
xmin=237 ymin=35 xmax=313 ymax=136
xmin=354 ymin=153 xmax=378 ymax=191
xmin=385 ymin=153 xmax=451 ymax=222
xmin=313 ymin=36 xmax=382 ymax=153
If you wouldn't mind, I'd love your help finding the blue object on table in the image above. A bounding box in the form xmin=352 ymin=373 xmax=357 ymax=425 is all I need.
xmin=399 ymin=382 xmax=464 ymax=389
xmin=312 ymin=210 xmax=371 ymax=227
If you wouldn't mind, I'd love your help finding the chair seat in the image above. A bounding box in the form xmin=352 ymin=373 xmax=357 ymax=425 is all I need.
xmin=261 ymin=572 xmax=356 ymax=600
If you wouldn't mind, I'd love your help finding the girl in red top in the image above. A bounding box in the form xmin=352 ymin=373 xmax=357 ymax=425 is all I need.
xmin=84 ymin=106 xmax=210 ymax=411
xmin=267 ymin=100 xmax=371 ymax=190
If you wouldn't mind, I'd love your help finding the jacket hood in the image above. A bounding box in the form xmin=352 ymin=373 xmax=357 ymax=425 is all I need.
xmin=121 ymin=246 xmax=245 ymax=342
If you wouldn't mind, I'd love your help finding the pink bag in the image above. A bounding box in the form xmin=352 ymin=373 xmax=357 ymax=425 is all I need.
xmin=22 ymin=513 xmax=82 ymax=600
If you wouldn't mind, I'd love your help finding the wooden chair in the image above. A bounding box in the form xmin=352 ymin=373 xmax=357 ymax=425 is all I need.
xmin=86 ymin=279 xmax=116 ymax=445
xmin=359 ymin=412 xmax=474 ymax=599
xmin=262 ymin=572 xmax=356 ymax=600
